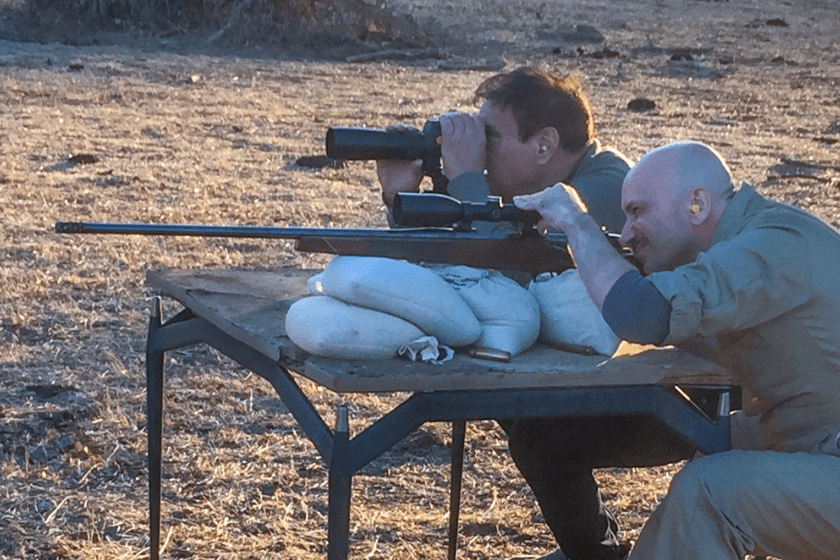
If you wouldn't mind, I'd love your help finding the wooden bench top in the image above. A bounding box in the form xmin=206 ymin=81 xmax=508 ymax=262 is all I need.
xmin=146 ymin=268 xmax=732 ymax=394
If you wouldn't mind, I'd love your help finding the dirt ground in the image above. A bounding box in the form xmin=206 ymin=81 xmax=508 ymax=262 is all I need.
xmin=1 ymin=0 xmax=839 ymax=559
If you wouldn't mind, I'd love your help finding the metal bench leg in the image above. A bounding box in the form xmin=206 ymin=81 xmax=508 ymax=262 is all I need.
xmin=328 ymin=406 xmax=351 ymax=560
xmin=717 ymin=391 xmax=732 ymax=450
xmin=448 ymin=420 xmax=467 ymax=560
xmin=146 ymin=297 xmax=164 ymax=560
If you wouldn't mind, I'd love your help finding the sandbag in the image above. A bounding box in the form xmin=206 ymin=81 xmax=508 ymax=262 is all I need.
xmin=317 ymin=256 xmax=481 ymax=347
xmin=432 ymin=265 xmax=540 ymax=356
xmin=285 ymin=295 xmax=425 ymax=360
xmin=528 ymin=270 xmax=621 ymax=356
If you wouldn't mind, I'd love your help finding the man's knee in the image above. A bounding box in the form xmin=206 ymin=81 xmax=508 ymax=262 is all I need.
xmin=506 ymin=418 xmax=585 ymax=472
xmin=506 ymin=419 xmax=546 ymax=464
xmin=668 ymin=451 xmax=752 ymax=505
xmin=507 ymin=418 xmax=556 ymax=452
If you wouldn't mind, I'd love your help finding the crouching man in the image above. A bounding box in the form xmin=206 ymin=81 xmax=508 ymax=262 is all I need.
xmin=515 ymin=140 xmax=840 ymax=559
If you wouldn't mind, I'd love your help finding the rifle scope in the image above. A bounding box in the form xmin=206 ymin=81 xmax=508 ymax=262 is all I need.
xmin=392 ymin=193 xmax=541 ymax=228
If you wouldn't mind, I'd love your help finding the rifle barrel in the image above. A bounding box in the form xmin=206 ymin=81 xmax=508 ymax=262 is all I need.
xmin=54 ymin=221 xmax=575 ymax=273
xmin=55 ymin=221 xmax=451 ymax=239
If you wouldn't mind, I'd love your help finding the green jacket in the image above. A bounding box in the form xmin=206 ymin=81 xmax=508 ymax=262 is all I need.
xmin=650 ymin=183 xmax=840 ymax=453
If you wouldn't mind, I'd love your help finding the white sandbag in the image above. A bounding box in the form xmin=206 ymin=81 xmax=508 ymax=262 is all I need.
xmin=528 ymin=270 xmax=621 ymax=356
xmin=432 ymin=265 xmax=540 ymax=356
xmin=317 ymin=256 xmax=481 ymax=347
xmin=285 ymin=295 xmax=425 ymax=360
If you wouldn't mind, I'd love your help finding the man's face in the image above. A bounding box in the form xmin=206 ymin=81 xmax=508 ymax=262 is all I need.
xmin=619 ymin=167 xmax=697 ymax=274
xmin=478 ymin=101 xmax=540 ymax=200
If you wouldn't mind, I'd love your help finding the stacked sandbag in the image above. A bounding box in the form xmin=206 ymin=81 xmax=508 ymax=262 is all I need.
xmin=316 ymin=256 xmax=482 ymax=347
xmin=285 ymin=256 xmax=482 ymax=359
xmin=285 ymin=296 xmax=424 ymax=360
xmin=528 ymin=269 xmax=621 ymax=356
xmin=431 ymin=265 xmax=541 ymax=356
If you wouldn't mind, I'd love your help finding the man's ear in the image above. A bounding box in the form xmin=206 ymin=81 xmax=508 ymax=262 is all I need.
xmin=533 ymin=126 xmax=560 ymax=164
xmin=689 ymin=187 xmax=712 ymax=225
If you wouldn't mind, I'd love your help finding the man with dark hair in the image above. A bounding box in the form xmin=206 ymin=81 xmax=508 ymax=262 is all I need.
xmin=515 ymin=140 xmax=840 ymax=559
xmin=378 ymin=66 xmax=628 ymax=234
xmin=473 ymin=69 xmax=593 ymax=155
xmin=378 ymin=67 xmax=673 ymax=560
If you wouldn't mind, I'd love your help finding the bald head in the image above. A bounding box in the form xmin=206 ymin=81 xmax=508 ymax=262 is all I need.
xmin=628 ymin=140 xmax=734 ymax=201
xmin=619 ymin=141 xmax=735 ymax=273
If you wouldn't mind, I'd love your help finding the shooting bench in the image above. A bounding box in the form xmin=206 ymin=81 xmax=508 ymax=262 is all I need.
xmin=144 ymin=267 xmax=734 ymax=560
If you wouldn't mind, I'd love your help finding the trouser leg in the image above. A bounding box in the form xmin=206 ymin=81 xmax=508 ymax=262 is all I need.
xmin=515 ymin=458 xmax=620 ymax=560
xmin=503 ymin=416 xmax=695 ymax=560
xmin=629 ymin=450 xmax=840 ymax=560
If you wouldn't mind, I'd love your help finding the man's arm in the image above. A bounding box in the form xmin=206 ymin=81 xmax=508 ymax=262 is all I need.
xmin=514 ymin=183 xmax=635 ymax=307
xmin=377 ymin=159 xmax=424 ymax=207
xmin=601 ymin=270 xmax=672 ymax=344
xmin=516 ymin=184 xmax=675 ymax=343
xmin=378 ymin=112 xmax=487 ymax=208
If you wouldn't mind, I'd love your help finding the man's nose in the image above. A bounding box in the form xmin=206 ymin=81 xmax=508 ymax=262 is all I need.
xmin=619 ymin=220 xmax=634 ymax=247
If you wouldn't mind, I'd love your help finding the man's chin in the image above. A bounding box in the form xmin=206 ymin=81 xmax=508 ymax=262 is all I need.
xmin=639 ymin=256 xmax=660 ymax=274
xmin=631 ymin=250 xmax=650 ymax=273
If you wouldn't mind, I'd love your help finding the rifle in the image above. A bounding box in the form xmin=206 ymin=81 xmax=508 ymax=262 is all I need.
xmin=326 ymin=119 xmax=447 ymax=193
xmin=56 ymin=193 xmax=587 ymax=275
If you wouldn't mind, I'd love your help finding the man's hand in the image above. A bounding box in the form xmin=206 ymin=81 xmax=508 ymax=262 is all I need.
xmin=377 ymin=158 xmax=424 ymax=207
xmin=516 ymin=182 xmax=634 ymax=308
xmin=375 ymin=124 xmax=426 ymax=207
xmin=513 ymin=182 xmax=588 ymax=234
xmin=439 ymin=112 xmax=486 ymax=181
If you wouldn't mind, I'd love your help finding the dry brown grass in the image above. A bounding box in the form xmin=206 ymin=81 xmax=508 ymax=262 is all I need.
xmin=1 ymin=0 xmax=839 ymax=558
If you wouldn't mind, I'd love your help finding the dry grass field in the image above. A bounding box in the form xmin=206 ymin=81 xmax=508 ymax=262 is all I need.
xmin=1 ymin=0 xmax=839 ymax=558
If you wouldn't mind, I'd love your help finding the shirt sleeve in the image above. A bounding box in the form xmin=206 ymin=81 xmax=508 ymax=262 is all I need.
xmin=649 ymin=225 xmax=811 ymax=345
xmin=386 ymin=171 xmax=491 ymax=227
xmin=445 ymin=171 xmax=491 ymax=202
xmin=568 ymin=149 xmax=630 ymax=234
xmin=602 ymin=270 xmax=672 ymax=344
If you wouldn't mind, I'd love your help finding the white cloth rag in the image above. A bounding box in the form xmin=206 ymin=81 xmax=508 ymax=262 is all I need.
xmin=398 ymin=336 xmax=454 ymax=364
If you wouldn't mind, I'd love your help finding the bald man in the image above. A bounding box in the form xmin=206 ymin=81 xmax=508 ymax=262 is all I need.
xmin=516 ymin=140 xmax=840 ymax=559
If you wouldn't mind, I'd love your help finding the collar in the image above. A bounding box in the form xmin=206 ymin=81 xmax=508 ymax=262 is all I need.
xmin=564 ymin=139 xmax=600 ymax=182
xmin=711 ymin=181 xmax=757 ymax=245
